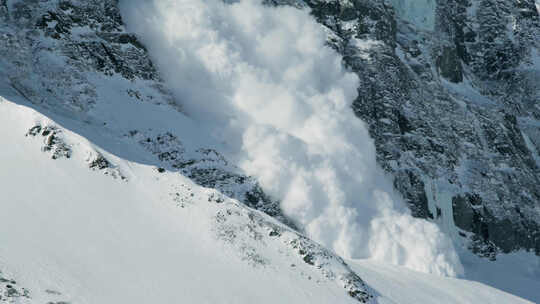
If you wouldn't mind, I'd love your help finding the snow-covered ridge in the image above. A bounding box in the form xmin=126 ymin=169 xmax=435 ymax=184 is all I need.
xmin=0 ymin=96 xmax=373 ymax=303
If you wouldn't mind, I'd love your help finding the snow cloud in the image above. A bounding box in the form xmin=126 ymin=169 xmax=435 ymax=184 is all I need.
xmin=120 ymin=0 xmax=463 ymax=276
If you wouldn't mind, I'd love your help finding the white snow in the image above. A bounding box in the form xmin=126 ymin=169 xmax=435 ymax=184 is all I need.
xmin=0 ymin=96 xmax=534 ymax=303
xmin=120 ymin=0 xmax=462 ymax=277
xmin=0 ymin=97 xmax=361 ymax=304
xmin=349 ymin=259 xmax=534 ymax=304
xmin=0 ymin=0 xmax=538 ymax=302
xmin=459 ymin=251 xmax=540 ymax=304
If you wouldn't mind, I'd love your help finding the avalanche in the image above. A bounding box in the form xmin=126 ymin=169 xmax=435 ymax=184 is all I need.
xmin=120 ymin=0 xmax=462 ymax=276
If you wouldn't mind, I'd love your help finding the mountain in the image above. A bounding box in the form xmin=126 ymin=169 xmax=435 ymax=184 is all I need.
xmin=289 ymin=0 xmax=540 ymax=259
xmin=0 ymin=0 xmax=538 ymax=303
xmin=1 ymin=93 xmax=533 ymax=303
xmin=0 ymin=95 xmax=376 ymax=303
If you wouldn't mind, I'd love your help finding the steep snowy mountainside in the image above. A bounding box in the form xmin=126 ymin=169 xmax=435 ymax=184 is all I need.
xmin=0 ymin=91 xmax=532 ymax=304
xmin=0 ymin=0 xmax=290 ymax=225
xmin=120 ymin=0 xmax=463 ymax=277
xmin=258 ymin=0 xmax=540 ymax=300
xmin=281 ymin=0 xmax=540 ymax=258
xmin=0 ymin=0 xmax=538 ymax=303
xmin=0 ymin=1 xmax=378 ymax=301
xmin=1 ymin=0 xmax=463 ymax=280
xmin=0 ymin=95 xmax=373 ymax=303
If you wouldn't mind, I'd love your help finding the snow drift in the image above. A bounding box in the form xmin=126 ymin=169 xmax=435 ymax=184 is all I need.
xmin=120 ymin=0 xmax=463 ymax=276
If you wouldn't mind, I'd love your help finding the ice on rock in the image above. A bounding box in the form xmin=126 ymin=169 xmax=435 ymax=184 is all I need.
xmin=389 ymin=0 xmax=436 ymax=31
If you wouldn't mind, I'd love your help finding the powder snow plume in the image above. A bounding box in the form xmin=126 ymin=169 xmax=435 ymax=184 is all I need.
xmin=120 ymin=0 xmax=464 ymax=276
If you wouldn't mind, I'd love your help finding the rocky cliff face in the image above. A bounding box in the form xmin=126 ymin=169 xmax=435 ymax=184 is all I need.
xmin=1 ymin=0 xmax=539 ymax=261
xmin=278 ymin=0 xmax=540 ymax=258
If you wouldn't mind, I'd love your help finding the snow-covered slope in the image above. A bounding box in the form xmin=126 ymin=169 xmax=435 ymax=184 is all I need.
xmin=0 ymin=0 xmax=539 ymax=303
xmin=349 ymin=259 xmax=532 ymax=304
xmin=0 ymin=93 xmax=533 ymax=304
xmin=0 ymin=96 xmax=373 ymax=303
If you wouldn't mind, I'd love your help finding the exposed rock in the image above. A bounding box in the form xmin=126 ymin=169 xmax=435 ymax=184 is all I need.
xmin=212 ymin=200 xmax=373 ymax=303
xmin=435 ymin=46 xmax=463 ymax=83
xmin=88 ymin=152 xmax=126 ymax=180
xmin=89 ymin=153 xmax=111 ymax=170
xmin=26 ymin=125 xmax=71 ymax=160
xmin=0 ymin=0 xmax=173 ymax=113
xmin=0 ymin=271 xmax=30 ymax=303
xmin=127 ymin=130 xmax=293 ymax=227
